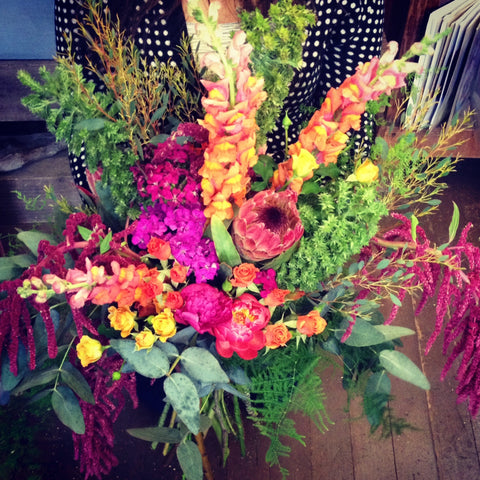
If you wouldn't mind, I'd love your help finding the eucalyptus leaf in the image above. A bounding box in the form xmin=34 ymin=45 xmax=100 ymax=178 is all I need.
xmin=180 ymin=347 xmax=229 ymax=385
xmin=379 ymin=350 xmax=430 ymax=390
xmin=164 ymin=373 xmax=200 ymax=434
xmin=336 ymin=318 xmax=385 ymax=347
xmin=373 ymin=325 xmax=415 ymax=342
xmin=365 ymin=370 xmax=391 ymax=396
xmin=17 ymin=230 xmax=57 ymax=256
xmin=177 ymin=440 xmax=203 ymax=480
xmin=11 ymin=367 xmax=58 ymax=395
xmin=0 ymin=256 xmax=23 ymax=281
xmin=1 ymin=344 xmax=29 ymax=391
xmin=127 ymin=426 xmax=183 ymax=444
xmin=60 ymin=362 xmax=95 ymax=404
xmin=51 ymin=385 xmax=86 ymax=434
xmin=337 ymin=318 xmax=414 ymax=347
xmin=110 ymin=340 xmax=170 ymax=378
xmin=170 ymin=326 xmax=197 ymax=345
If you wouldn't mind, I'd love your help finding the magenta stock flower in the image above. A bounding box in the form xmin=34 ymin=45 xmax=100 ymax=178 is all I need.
xmin=174 ymin=283 xmax=232 ymax=334
xmin=232 ymin=189 xmax=304 ymax=262
xmin=213 ymin=293 xmax=270 ymax=360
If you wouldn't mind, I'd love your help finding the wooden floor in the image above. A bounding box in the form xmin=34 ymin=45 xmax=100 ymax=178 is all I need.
xmin=1 ymin=150 xmax=480 ymax=480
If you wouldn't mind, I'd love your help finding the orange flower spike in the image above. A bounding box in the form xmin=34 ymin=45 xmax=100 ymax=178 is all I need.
xmin=203 ymin=195 xmax=234 ymax=220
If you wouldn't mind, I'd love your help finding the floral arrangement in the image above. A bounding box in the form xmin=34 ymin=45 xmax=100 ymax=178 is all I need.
xmin=0 ymin=1 xmax=478 ymax=479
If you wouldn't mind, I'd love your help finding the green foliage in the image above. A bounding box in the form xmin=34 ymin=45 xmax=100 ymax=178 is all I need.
xmin=177 ymin=440 xmax=204 ymax=480
xmin=277 ymin=179 xmax=388 ymax=291
xmin=110 ymin=339 xmax=170 ymax=378
xmin=240 ymin=0 xmax=315 ymax=148
xmin=232 ymin=342 xmax=330 ymax=477
xmin=373 ymin=111 xmax=473 ymax=217
xmin=18 ymin=4 xmax=203 ymax=219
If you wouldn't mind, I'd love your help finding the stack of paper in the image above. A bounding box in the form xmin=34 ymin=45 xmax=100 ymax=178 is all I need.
xmin=406 ymin=0 xmax=480 ymax=129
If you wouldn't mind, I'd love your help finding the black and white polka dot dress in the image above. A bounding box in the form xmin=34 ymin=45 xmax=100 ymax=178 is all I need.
xmin=55 ymin=0 xmax=384 ymax=187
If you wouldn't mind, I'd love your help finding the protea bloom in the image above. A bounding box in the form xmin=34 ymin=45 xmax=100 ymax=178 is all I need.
xmin=231 ymin=189 xmax=304 ymax=262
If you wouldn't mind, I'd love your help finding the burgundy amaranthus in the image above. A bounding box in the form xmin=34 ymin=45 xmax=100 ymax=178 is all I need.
xmin=72 ymin=355 xmax=138 ymax=479
xmin=0 ymin=212 xmax=135 ymax=376
xmin=355 ymin=213 xmax=480 ymax=415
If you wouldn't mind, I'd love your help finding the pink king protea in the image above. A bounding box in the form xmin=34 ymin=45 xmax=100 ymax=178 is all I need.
xmin=231 ymin=189 xmax=304 ymax=262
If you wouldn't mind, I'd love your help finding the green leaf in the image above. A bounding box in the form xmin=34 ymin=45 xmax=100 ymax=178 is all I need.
xmin=364 ymin=371 xmax=391 ymax=427
xmin=261 ymin=241 xmax=299 ymax=271
xmin=75 ymin=118 xmax=106 ymax=131
xmin=110 ymin=340 xmax=170 ymax=378
xmin=11 ymin=367 xmax=58 ymax=395
xmin=376 ymin=258 xmax=391 ymax=270
xmin=51 ymin=385 xmax=86 ymax=434
xmin=164 ymin=373 xmax=200 ymax=434
xmin=177 ymin=440 xmax=203 ymax=480
xmin=338 ymin=317 xmax=385 ymax=346
xmin=60 ymin=362 xmax=95 ymax=404
xmin=379 ymin=350 xmax=430 ymax=390
xmin=252 ymin=154 xmax=275 ymax=183
xmin=17 ymin=230 xmax=57 ymax=256
xmin=100 ymin=230 xmax=112 ymax=254
xmin=0 ymin=256 xmax=28 ymax=281
xmin=151 ymin=104 xmax=168 ymax=122
xmin=448 ymin=201 xmax=460 ymax=243
xmin=180 ymin=347 xmax=230 ymax=384
xmin=390 ymin=292 xmax=402 ymax=307
xmin=410 ymin=214 xmax=418 ymax=242
xmin=337 ymin=318 xmax=414 ymax=347
xmin=373 ymin=325 xmax=415 ymax=342
xmin=127 ymin=426 xmax=183 ymax=444
xmin=300 ymin=180 xmax=321 ymax=195
xmin=1 ymin=344 xmax=29 ymax=391
xmin=77 ymin=225 xmax=93 ymax=241
xmin=365 ymin=370 xmax=391 ymax=396
xmin=375 ymin=136 xmax=390 ymax=160
xmin=210 ymin=215 xmax=241 ymax=267
xmin=149 ymin=133 xmax=170 ymax=145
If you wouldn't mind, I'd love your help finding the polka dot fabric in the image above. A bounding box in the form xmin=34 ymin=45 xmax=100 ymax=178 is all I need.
xmin=54 ymin=0 xmax=384 ymax=186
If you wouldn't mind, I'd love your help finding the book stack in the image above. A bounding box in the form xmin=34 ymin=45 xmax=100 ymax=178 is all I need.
xmin=406 ymin=0 xmax=480 ymax=130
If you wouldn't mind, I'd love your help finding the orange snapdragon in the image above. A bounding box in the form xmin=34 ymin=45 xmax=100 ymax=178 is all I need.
xmin=198 ymin=31 xmax=267 ymax=220
xmin=273 ymin=41 xmax=415 ymax=192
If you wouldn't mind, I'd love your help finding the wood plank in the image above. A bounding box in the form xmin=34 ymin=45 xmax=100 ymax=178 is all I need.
xmin=389 ymin=295 xmax=439 ymax=480
xmin=0 ymin=150 xmax=81 ymax=229
xmin=410 ymin=160 xmax=480 ymax=479
xmin=310 ymin=365 xmax=355 ymax=480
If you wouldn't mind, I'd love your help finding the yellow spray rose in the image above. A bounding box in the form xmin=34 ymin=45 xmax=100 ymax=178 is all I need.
xmin=108 ymin=305 xmax=136 ymax=338
xmin=354 ymin=159 xmax=379 ymax=183
xmin=76 ymin=335 xmax=103 ymax=367
xmin=152 ymin=308 xmax=177 ymax=342
xmin=291 ymin=144 xmax=318 ymax=179
xmin=135 ymin=329 xmax=157 ymax=351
